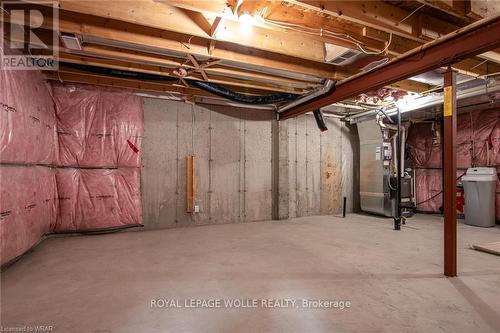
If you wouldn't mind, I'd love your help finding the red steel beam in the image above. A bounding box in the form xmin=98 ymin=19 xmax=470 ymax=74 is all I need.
xmin=443 ymin=68 xmax=457 ymax=277
xmin=279 ymin=15 xmax=500 ymax=120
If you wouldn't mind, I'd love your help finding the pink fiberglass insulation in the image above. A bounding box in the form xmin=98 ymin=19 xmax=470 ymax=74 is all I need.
xmin=408 ymin=109 xmax=500 ymax=219
xmin=0 ymin=166 xmax=57 ymax=265
xmin=0 ymin=68 xmax=57 ymax=164
xmin=414 ymin=169 xmax=442 ymax=213
xmin=406 ymin=122 xmax=442 ymax=168
xmin=52 ymin=84 xmax=143 ymax=168
xmin=1 ymin=74 xmax=144 ymax=265
xmin=53 ymin=168 xmax=142 ymax=232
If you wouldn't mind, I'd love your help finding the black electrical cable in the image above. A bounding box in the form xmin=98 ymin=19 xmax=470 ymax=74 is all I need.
xmin=50 ymin=224 xmax=144 ymax=235
xmin=415 ymin=171 xmax=467 ymax=206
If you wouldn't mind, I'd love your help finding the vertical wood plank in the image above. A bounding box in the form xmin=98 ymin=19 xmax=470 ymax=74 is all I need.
xmin=186 ymin=155 xmax=195 ymax=213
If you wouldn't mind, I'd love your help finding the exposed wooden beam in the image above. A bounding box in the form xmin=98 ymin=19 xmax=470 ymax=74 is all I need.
xmin=479 ymin=50 xmax=500 ymax=65
xmin=288 ymin=0 xmax=418 ymax=40
xmin=389 ymin=80 xmax=434 ymax=94
xmin=452 ymin=0 xmax=472 ymax=17
xmin=14 ymin=6 xmax=346 ymax=80
xmin=181 ymin=8 xmax=212 ymax=35
xmin=187 ymin=54 xmax=209 ymax=81
xmin=55 ymin=52 xmax=306 ymax=94
xmin=161 ymin=0 xmax=389 ymax=53
xmin=289 ymin=0 xmax=459 ymax=41
xmin=210 ymin=16 xmax=223 ymax=37
xmin=208 ymin=39 xmax=216 ymax=55
xmin=237 ymin=0 xmax=386 ymax=53
xmin=44 ymin=70 xmax=212 ymax=97
xmin=363 ymin=27 xmax=500 ymax=77
xmin=157 ymin=0 xmax=231 ymax=15
xmin=416 ymin=0 xmax=473 ymax=22
xmin=39 ymin=0 xmax=328 ymax=62
xmin=279 ymin=15 xmax=500 ymax=119
xmin=190 ymin=0 xmax=496 ymax=78
xmin=46 ymin=68 xmax=299 ymax=105
xmin=77 ymin=44 xmax=320 ymax=89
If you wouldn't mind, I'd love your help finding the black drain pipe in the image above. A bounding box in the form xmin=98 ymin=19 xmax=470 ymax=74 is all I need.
xmin=312 ymin=109 xmax=328 ymax=131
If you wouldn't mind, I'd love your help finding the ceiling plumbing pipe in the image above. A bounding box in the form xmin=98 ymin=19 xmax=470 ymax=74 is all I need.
xmin=378 ymin=108 xmax=395 ymax=123
xmin=277 ymin=79 xmax=336 ymax=113
xmin=376 ymin=111 xmax=398 ymax=130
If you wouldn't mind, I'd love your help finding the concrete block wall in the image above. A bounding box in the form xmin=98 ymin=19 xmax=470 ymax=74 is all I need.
xmin=142 ymin=98 xmax=359 ymax=229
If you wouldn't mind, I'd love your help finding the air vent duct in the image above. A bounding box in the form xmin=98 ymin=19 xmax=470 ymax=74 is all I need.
xmin=60 ymin=33 xmax=82 ymax=51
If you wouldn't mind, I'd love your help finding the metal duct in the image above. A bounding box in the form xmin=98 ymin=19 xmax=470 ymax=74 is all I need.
xmin=278 ymin=79 xmax=335 ymax=113
xmin=357 ymin=118 xmax=394 ymax=217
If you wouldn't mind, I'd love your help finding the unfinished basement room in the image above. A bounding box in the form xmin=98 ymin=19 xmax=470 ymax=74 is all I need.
xmin=1 ymin=0 xmax=500 ymax=332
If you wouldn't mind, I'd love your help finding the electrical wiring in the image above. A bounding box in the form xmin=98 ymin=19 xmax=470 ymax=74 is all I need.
xmin=415 ymin=171 xmax=466 ymax=206
xmin=262 ymin=17 xmax=393 ymax=55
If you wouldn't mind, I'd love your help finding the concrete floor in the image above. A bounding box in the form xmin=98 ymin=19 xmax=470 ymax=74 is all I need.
xmin=1 ymin=214 xmax=500 ymax=333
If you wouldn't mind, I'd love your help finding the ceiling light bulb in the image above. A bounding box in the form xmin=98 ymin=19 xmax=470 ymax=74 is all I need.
xmin=239 ymin=13 xmax=253 ymax=36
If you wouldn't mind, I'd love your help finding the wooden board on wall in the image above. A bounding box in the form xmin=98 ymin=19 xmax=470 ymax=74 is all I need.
xmin=186 ymin=155 xmax=195 ymax=213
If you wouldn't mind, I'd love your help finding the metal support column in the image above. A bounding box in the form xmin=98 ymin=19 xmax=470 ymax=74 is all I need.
xmin=394 ymin=107 xmax=402 ymax=230
xmin=443 ymin=68 xmax=457 ymax=277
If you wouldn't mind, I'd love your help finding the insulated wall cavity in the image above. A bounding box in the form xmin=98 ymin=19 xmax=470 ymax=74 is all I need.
xmin=54 ymin=168 xmax=141 ymax=232
xmin=1 ymin=77 xmax=145 ymax=265
xmin=0 ymin=68 xmax=57 ymax=164
xmin=51 ymin=83 xmax=144 ymax=231
xmin=0 ymin=166 xmax=57 ymax=265
xmin=407 ymin=109 xmax=500 ymax=219
xmin=1 ymin=66 xmax=58 ymax=265
xmin=52 ymin=84 xmax=143 ymax=168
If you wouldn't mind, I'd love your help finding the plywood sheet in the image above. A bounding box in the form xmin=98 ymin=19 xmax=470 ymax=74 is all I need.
xmin=472 ymin=242 xmax=500 ymax=256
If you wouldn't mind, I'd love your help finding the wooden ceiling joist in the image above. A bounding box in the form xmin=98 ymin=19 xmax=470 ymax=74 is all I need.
xmin=45 ymin=70 xmax=210 ymax=97
xmin=288 ymin=0 xmax=458 ymax=41
xmin=54 ymin=52 xmax=306 ymax=94
xmin=24 ymin=6 xmax=347 ymax=80
xmin=12 ymin=0 xmax=498 ymax=102
xmin=77 ymin=44 xmax=320 ymax=89
xmin=63 ymin=43 xmax=432 ymax=94
xmin=415 ymin=0 xmax=474 ymax=22
xmin=280 ymin=15 xmax=500 ymax=119
xmin=159 ymin=0 xmax=496 ymax=78
xmin=42 ymin=0 xmax=325 ymax=62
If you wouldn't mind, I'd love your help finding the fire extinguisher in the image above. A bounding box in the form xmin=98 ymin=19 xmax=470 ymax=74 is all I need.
xmin=456 ymin=186 xmax=465 ymax=218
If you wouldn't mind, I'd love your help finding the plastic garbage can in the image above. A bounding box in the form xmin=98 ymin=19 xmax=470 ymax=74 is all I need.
xmin=461 ymin=167 xmax=497 ymax=227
